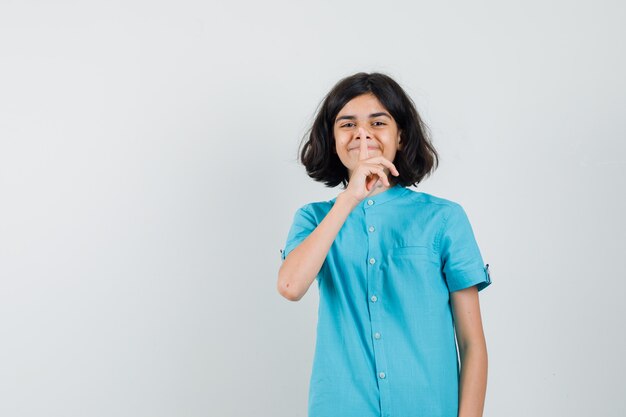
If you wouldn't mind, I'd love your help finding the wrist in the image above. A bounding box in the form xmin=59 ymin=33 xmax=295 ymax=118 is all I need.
xmin=336 ymin=191 xmax=360 ymax=211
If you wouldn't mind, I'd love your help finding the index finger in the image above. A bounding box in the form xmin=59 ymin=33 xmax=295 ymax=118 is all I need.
xmin=358 ymin=128 xmax=370 ymax=161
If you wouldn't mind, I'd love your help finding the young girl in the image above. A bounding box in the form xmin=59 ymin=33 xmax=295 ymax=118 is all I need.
xmin=277 ymin=72 xmax=491 ymax=417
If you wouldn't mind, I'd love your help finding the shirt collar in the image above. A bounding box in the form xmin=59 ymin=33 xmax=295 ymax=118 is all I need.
xmin=330 ymin=183 xmax=408 ymax=208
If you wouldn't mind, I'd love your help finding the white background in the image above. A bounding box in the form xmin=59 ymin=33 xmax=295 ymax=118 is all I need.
xmin=1 ymin=1 xmax=624 ymax=416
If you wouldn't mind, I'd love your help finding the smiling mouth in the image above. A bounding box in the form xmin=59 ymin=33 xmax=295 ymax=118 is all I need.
xmin=350 ymin=147 xmax=380 ymax=151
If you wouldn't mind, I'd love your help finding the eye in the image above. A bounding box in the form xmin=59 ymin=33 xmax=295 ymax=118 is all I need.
xmin=341 ymin=122 xmax=355 ymax=128
xmin=373 ymin=121 xmax=386 ymax=126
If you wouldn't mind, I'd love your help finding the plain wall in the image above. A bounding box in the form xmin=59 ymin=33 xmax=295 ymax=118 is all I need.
xmin=1 ymin=1 xmax=624 ymax=416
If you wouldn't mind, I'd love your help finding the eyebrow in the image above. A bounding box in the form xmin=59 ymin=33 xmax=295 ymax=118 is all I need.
xmin=335 ymin=112 xmax=392 ymax=124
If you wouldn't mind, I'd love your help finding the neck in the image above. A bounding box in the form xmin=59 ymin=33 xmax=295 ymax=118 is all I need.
xmin=368 ymin=179 xmax=395 ymax=197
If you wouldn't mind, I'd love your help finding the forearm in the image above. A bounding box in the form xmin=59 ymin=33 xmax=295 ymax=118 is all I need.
xmin=458 ymin=343 xmax=488 ymax=417
xmin=277 ymin=192 xmax=358 ymax=301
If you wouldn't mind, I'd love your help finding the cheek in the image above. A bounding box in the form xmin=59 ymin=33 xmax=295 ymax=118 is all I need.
xmin=334 ymin=135 xmax=348 ymax=150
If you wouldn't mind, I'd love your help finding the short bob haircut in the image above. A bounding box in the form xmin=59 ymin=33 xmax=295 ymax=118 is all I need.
xmin=299 ymin=72 xmax=439 ymax=189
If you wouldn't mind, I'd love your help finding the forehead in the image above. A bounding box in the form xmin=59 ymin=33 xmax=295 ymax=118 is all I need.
xmin=336 ymin=93 xmax=387 ymax=117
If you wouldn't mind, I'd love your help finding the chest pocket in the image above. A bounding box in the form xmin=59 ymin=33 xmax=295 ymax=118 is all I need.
xmin=389 ymin=245 xmax=440 ymax=264
xmin=386 ymin=245 xmax=445 ymax=296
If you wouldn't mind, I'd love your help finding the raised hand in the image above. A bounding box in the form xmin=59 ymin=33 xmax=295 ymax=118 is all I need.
xmin=343 ymin=127 xmax=400 ymax=204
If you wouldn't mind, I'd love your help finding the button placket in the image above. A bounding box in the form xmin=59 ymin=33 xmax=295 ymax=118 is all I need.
xmin=364 ymin=200 xmax=391 ymax=414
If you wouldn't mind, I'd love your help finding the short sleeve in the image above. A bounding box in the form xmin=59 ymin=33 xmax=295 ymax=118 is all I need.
xmin=280 ymin=204 xmax=317 ymax=262
xmin=438 ymin=203 xmax=492 ymax=293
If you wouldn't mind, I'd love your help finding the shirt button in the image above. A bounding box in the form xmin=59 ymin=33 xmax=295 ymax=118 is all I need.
xmin=379 ymin=372 xmax=386 ymax=379
xmin=374 ymin=332 xmax=381 ymax=340
xmin=367 ymin=199 xmax=374 ymax=206
xmin=368 ymin=226 xmax=375 ymax=232
xmin=369 ymin=257 xmax=376 ymax=265
xmin=370 ymin=295 xmax=378 ymax=302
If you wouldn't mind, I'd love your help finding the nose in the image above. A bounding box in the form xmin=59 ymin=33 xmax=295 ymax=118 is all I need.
xmin=357 ymin=127 xmax=371 ymax=140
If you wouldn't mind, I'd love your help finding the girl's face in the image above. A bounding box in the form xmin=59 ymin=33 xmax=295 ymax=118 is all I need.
xmin=333 ymin=93 xmax=402 ymax=178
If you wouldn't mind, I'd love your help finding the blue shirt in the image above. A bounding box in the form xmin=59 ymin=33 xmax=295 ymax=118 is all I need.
xmin=280 ymin=184 xmax=492 ymax=417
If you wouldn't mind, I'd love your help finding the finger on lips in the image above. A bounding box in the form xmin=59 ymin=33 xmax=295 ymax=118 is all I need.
xmin=356 ymin=128 xmax=399 ymax=189
xmin=358 ymin=127 xmax=370 ymax=161
xmin=359 ymin=127 xmax=379 ymax=190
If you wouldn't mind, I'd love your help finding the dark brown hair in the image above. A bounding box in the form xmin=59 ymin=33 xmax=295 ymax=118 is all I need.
xmin=298 ymin=72 xmax=439 ymax=188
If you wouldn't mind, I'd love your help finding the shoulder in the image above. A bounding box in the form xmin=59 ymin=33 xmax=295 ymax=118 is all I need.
xmin=298 ymin=199 xmax=333 ymax=212
xmin=293 ymin=199 xmax=334 ymax=223
xmin=403 ymin=188 xmax=464 ymax=213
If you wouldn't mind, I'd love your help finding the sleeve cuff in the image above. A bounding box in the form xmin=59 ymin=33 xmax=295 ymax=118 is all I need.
xmin=447 ymin=263 xmax=492 ymax=293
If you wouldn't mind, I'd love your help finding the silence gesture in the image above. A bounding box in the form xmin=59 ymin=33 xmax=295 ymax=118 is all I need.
xmin=343 ymin=127 xmax=400 ymax=204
